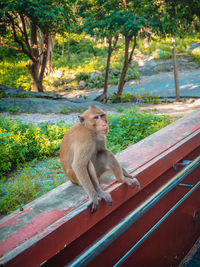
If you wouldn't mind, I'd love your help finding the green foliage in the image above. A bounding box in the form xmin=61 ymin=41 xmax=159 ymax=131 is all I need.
xmin=6 ymin=106 xmax=20 ymax=113
xmin=109 ymin=91 xmax=160 ymax=104
xmin=0 ymin=0 xmax=73 ymax=36
xmin=107 ymin=107 xmax=173 ymax=154
xmin=190 ymin=47 xmax=200 ymax=65
xmin=137 ymin=35 xmax=200 ymax=59
xmin=1 ymin=33 xmax=199 ymax=91
xmin=0 ymin=58 xmax=32 ymax=91
xmin=0 ymin=158 xmax=66 ymax=215
xmin=0 ymin=116 xmax=71 ymax=177
xmin=60 ymin=107 xmax=72 ymax=114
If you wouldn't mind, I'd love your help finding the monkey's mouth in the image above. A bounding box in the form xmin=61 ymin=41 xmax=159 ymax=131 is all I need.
xmin=104 ymin=128 xmax=109 ymax=134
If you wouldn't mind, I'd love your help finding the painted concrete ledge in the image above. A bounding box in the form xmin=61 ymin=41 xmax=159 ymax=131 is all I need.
xmin=0 ymin=109 xmax=200 ymax=266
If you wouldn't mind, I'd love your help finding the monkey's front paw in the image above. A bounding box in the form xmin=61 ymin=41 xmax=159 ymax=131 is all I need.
xmin=91 ymin=202 xmax=98 ymax=213
xmin=132 ymin=178 xmax=141 ymax=189
xmin=101 ymin=191 xmax=113 ymax=206
xmin=125 ymin=177 xmax=140 ymax=190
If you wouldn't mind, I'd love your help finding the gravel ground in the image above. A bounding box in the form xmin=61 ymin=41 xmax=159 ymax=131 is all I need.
xmin=1 ymin=110 xmax=118 ymax=125
xmin=1 ymin=99 xmax=200 ymax=125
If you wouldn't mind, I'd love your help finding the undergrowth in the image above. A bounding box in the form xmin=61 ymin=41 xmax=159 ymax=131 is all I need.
xmin=0 ymin=34 xmax=199 ymax=92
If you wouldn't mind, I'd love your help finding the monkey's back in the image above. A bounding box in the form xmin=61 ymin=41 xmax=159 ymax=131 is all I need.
xmin=60 ymin=123 xmax=94 ymax=184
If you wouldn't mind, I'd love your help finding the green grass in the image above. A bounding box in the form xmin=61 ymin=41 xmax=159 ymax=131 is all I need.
xmin=0 ymin=58 xmax=32 ymax=91
xmin=0 ymin=115 xmax=71 ymax=177
xmin=0 ymin=107 xmax=175 ymax=215
xmin=0 ymin=157 xmax=66 ymax=215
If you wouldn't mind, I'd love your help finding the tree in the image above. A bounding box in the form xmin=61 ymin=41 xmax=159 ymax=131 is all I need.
xmin=148 ymin=0 xmax=200 ymax=101
xmin=116 ymin=2 xmax=142 ymax=96
xmin=78 ymin=0 xmax=121 ymax=102
xmin=0 ymin=0 xmax=73 ymax=92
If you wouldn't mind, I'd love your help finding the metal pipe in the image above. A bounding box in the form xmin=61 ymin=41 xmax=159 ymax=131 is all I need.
xmin=114 ymin=180 xmax=200 ymax=267
xmin=66 ymin=156 xmax=200 ymax=267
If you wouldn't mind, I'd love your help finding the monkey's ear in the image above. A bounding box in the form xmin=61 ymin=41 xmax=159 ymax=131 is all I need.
xmin=78 ymin=115 xmax=85 ymax=125
xmin=89 ymin=105 xmax=95 ymax=109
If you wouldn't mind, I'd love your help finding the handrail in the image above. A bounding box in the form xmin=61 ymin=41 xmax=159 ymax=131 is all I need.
xmin=66 ymin=156 xmax=200 ymax=267
xmin=114 ymin=180 xmax=200 ymax=267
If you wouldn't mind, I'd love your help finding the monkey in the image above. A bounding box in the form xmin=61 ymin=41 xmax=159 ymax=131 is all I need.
xmin=60 ymin=105 xmax=140 ymax=213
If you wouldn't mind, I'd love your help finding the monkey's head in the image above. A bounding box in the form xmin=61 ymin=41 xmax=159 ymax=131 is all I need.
xmin=78 ymin=105 xmax=109 ymax=135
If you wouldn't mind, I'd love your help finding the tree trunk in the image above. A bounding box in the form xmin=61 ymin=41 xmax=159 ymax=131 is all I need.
xmin=67 ymin=33 xmax=71 ymax=61
xmin=62 ymin=36 xmax=65 ymax=58
xmin=172 ymin=37 xmax=180 ymax=101
xmin=29 ymin=22 xmax=43 ymax=92
xmin=102 ymin=36 xmax=119 ymax=102
xmin=117 ymin=35 xmax=137 ymax=96
xmin=117 ymin=36 xmax=130 ymax=95
xmin=38 ymin=32 xmax=49 ymax=89
xmin=102 ymin=39 xmax=112 ymax=102
xmin=28 ymin=60 xmax=43 ymax=92
xmin=45 ymin=35 xmax=54 ymax=75
xmin=28 ymin=30 xmax=49 ymax=92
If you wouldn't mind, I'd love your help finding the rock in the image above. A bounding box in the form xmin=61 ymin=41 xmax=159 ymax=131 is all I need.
xmin=53 ymin=80 xmax=63 ymax=87
xmin=0 ymin=84 xmax=62 ymax=99
xmin=110 ymin=69 xmax=121 ymax=76
xmin=188 ymin=42 xmax=200 ymax=51
xmin=138 ymin=67 xmax=157 ymax=76
xmin=131 ymin=61 xmax=139 ymax=68
xmin=90 ymin=72 xmax=102 ymax=81
xmin=79 ymin=80 xmax=87 ymax=89
xmin=0 ymin=97 xmax=116 ymax=113
xmin=186 ymin=98 xmax=195 ymax=104
xmin=63 ymin=75 xmax=75 ymax=84
xmin=130 ymin=97 xmax=144 ymax=103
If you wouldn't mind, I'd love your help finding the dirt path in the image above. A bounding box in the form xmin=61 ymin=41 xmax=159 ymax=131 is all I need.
xmin=2 ymin=99 xmax=200 ymax=125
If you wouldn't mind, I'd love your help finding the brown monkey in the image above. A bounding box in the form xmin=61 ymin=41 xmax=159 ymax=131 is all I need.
xmin=60 ymin=105 xmax=140 ymax=213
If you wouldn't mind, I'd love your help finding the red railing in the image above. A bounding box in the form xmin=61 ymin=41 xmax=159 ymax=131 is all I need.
xmin=0 ymin=109 xmax=200 ymax=267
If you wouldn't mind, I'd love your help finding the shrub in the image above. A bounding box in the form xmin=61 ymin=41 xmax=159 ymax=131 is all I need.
xmin=0 ymin=158 xmax=66 ymax=215
xmin=107 ymin=107 xmax=173 ymax=154
xmin=108 ymin=91 xmax=160 ymax=104
xmin=0 ymin=116 xmax=71 ymax=177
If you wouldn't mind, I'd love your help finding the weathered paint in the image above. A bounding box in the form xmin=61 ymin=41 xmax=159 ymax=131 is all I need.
xmin=0 ymin=109 xmax=199 ymax=266
xmin=0 ymin=208 xmax=74 ymax=257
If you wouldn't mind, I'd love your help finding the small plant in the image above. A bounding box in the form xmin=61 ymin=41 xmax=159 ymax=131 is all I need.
xmin=107 ymin=107 xmax=175 ymax=154
xmin=60 ymin=107 xmax=72 ymax=114
xmin=116 ymin=106 xmax=126 ymax=113
xmin=108 ymin=91 xmax=160 ymax=104
xmin=0 ymin=157 xmax=67 ymax=215
xmin=190 ymin=47 xmax=200 ymax=65
xmin=75 ymin=72 xmax=90 ymax=82
xmin=6 ymin=106 xmax=20 ymax=113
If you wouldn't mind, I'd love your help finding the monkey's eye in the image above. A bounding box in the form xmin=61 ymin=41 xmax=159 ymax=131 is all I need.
xmin=94 ymin=115 xmax=101 ymax=120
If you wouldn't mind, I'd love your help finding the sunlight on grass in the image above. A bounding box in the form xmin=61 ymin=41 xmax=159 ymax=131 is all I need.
xmin=0 ymin=59 xmax=32 ymax=91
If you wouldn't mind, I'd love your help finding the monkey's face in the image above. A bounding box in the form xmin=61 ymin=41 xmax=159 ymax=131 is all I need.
xmin=78 ymin=106 xmax=109 ymax=135
xmin=92 ymin=113 xmax=109 ymax=135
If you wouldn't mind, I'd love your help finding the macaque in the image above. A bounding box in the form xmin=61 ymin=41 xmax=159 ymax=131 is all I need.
xmin=60 ymin=105 xmax=140 ymax=213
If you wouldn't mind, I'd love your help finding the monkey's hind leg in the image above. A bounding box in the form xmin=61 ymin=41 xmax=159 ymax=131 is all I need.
xmin=102 ymin=150 xmax=140 ymax=189
xmin=88 ymin=161 xmax=112 ymax=207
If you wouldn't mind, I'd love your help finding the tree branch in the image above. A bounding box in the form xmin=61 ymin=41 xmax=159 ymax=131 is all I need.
xmin=128 ymin=34 xmax=137 ymax=64
xmin=0 ymin=41 xmax=22 ymax=52
xmin=39 ymin=32 xmax=48 ymax=82
xmin=19 ymin=13 xmax=32 ymax=53
xmin=7 ymin=13 xmax=36 ymax=62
